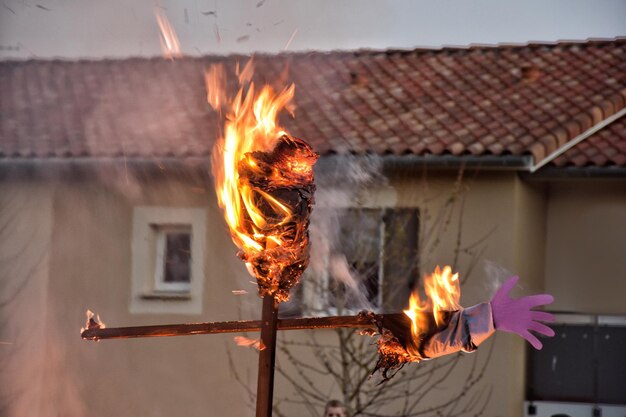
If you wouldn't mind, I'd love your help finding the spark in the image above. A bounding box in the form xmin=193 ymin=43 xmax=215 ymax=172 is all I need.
xmin=213 ymin=23 xmax=221 ymax=43
xmin=155 ymin=8 xmax=182 ymax=59
xmin=283 ymin=28 xmax=298 ymax=51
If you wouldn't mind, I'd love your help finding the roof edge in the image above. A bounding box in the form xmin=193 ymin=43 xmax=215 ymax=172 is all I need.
xmin=318 ymin=154 xmax=533 ymax=171
xmin=0 ymin=156 xmax=211 ymax=165
xmin=0 ymin=154 xmax=533 ymax=171
xmin=532 ymin=98 xmax=626 ymax=172
xmin=3 ymin=155 xmax=623 ymax=179
xmin=1 ymin=37 xmax=624 ymax=64
xmin=522 ymin=166 xmax=626 ymax=180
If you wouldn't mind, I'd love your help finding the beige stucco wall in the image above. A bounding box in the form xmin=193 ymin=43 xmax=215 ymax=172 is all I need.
xmin=0 ymin=168 xmax=262 ymax=417
xmin=2 ymin=164 xmax=624 ymax=417
xmin=47 ymin=170 xmax=263 ymax=417
xmin=0 ymin=180 xmax=59 ymax=416
xmin=380 ymin=170 xmax=532 ymax=417
xmin=544 ymin=179 xmax=626 ymax=315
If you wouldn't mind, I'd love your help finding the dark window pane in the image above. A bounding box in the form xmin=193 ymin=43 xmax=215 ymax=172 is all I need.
xmin=341 ymin=209 xmax=381 ymax=264
xmin=527 ymin=325 xmax=595 ymax=402
xmin=336 ymin=209 xmax=381 ymax=309
xmin=597 ymin=326 xmax=626 ymax=404
xmin=527 ymin=322 xmax=626 ymax=405
xmin=382 ymin=209 xmax=419 ymax=311
xmin=331 ymin=208 xmax=419 ymax=310
xmin=164 ymin=232 xmax=191 ymax=283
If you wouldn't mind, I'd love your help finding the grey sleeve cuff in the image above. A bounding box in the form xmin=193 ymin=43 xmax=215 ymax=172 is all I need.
xmin=420 ymin=302 xmax=496 ymax=359
xmin=462 ymin=302 xmax=496 ymax=351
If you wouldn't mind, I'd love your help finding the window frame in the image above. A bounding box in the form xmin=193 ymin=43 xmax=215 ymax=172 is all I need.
xmin=130 ymin=207 xmax=207 ymax=314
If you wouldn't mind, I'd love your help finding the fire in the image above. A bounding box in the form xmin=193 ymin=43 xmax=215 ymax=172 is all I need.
xmin=403 ymin=266 xmax=461 ymax=337
xmin=155 ymin=8 xmax=181 ymax=59
xmin=234 ymin=336 xmax=266 ymax=351
xmin=207 ymin=59 xmax=318 ymax=301
xmin=81 ymin=309 xmax=106 ymax=333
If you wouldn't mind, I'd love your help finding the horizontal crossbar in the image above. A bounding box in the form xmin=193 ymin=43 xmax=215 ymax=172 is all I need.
xmin=80 ymin=314 xmax=406 ymax=341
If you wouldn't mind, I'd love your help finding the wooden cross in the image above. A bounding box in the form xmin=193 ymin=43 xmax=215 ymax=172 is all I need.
xmin=81 ymin=294 xmax=410 ymax=417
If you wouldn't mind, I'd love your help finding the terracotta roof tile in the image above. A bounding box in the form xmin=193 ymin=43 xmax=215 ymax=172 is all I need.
xmin=0 ymin=39 xmax=625 ymax=168
xmin=552 ymin=116 xmax=626 ymax=167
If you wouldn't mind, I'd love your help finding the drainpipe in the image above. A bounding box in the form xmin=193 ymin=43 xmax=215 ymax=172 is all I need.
xmin=317 ymin=154 xmax=533 ymax=172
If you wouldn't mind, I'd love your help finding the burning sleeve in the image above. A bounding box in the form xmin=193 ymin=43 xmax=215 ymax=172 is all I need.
xmin=419 ymin=302 xmax=495 ymax=359
xmin=372 ymin=302 xmax=495 ymax=377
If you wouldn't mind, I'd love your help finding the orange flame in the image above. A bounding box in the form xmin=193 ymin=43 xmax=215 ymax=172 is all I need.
xmin=209 ymin=73 xmax=296 ymax=253
xmin=80 ymin=309 xmax=106 ymax=333
xmin=155 ymin=8 xmax=181 ymax=59
xmin=234 ymin=336 xmax=266 ymax=351
xmin=207 ymin=59 xmax=316 ymax=299
xmin=403 ymin=266 xmax=461 ymax=337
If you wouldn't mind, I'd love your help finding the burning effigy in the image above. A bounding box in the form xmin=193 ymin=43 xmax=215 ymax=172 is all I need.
xmin=80 ymin=14 xmax=556 ymax=417
xmin=203 ymin=60 xmax=555 ymax=382
xmin=81 ymin=61 xmax=555 ymax=372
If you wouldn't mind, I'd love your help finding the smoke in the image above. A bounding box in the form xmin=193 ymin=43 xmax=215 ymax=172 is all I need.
xmin=292 ymin=154 xmax=387 ymax=315
xmin=482 ymin=260 xmax=515 ymax=298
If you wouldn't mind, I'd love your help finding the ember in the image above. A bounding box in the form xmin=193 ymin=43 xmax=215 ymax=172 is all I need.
xmin=235 ymin=134 xmax=317 ymax=300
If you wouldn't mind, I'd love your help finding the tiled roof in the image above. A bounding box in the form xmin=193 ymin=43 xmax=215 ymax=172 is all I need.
xmin=552 ymin=116 xmax=626 ymax=167
xmin=1 ymin=39 xmax=625 ymax=168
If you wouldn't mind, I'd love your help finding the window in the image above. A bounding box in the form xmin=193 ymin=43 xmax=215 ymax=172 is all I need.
xmin=154 ymin=225 xmax=192 ymax=293
xmin=526 ymin=314 xmax=626 ymax=405
xmin=295 ymin=207 xmax=419 ymax=316
xmin=131 ymin=207 xmax=207 ymax=314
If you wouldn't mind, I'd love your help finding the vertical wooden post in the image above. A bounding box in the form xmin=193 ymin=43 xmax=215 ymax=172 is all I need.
xmin=255 ymin=295 xmax=279 ymax=417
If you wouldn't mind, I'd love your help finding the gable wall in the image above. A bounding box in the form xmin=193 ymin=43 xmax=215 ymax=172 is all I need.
xmin=3 ymin=164 xmax=624 ymax=417
xmin=544 ymin=179 xmax=626 ymax=315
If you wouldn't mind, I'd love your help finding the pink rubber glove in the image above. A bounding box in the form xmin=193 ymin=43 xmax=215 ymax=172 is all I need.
xmin=490 ymin=276 xmax=555 ymax=349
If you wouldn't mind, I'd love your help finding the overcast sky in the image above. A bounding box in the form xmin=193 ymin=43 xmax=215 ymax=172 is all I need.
xmin=1 ymin=0 xmax=625 ymax=59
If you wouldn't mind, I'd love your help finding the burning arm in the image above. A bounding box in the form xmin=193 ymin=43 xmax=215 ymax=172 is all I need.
xmin=417 ymin=302 xmax=494 ymax=359
xmin=374 ymin=269 xmax=555 ymax=377
xmin=420 ymin=277 xmax=556 ymax=358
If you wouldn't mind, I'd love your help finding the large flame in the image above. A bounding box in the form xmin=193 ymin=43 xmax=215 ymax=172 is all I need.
xmin=208 ymin=63 xmax=296 ymax=254
xmin=403 ymin=266 xmax=461 ymax=337
xmin=207 ymin=59 xmax=317 ymax=300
